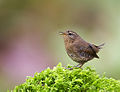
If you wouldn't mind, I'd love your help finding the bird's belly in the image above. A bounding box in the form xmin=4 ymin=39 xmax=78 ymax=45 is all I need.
xmin=67 ymin=52 xmax=93 ymax=63
xmin=67 ymin=53 xmax=80 ymax=61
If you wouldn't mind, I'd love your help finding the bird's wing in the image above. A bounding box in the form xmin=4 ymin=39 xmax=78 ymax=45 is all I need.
xmin=88 ymin=44 xmax=99 ymax=58
xmin=73 ymin=43 xmax=99 ymax=59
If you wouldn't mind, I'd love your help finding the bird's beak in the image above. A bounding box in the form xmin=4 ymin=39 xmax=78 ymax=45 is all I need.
xmin=59 ymin=32 xmax=67 ymax=35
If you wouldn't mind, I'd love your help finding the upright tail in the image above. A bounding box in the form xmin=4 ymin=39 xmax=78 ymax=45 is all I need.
xmin=97 ymin=43 xmax=105 ymax=49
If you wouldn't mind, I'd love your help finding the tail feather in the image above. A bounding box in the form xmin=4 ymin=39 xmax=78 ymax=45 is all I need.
xmin=97 ymin=43 xmax=105 ymax=49
xmin=89 ymin=44 xmax=99 ymax=58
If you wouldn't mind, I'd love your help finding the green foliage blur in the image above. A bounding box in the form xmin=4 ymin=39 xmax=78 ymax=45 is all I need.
xmin=12 ymin=63 xmax=120 ymax=92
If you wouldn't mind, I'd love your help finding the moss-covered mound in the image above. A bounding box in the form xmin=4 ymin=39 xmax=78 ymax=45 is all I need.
xmin=12 ymin=63 xmax=120 ymax=92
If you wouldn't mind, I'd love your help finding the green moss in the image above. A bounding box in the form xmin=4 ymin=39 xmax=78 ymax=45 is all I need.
xmin=12 ymin=63 xmax=120 ymax=92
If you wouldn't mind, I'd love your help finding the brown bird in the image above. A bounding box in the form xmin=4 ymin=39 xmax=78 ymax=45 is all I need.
xmin=59 ymin=30 xmax=104 ymax=69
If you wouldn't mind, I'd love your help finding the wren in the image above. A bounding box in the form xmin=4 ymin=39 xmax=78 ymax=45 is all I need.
xmin=59 ymin=30 xmax=104 ymax=69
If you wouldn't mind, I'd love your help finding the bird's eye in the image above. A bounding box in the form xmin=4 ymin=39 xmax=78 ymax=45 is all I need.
xmin=68 ymin=33 xmax=72 ymax=35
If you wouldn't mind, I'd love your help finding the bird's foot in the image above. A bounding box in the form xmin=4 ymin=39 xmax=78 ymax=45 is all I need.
xmin=65 ymin=64 xmax=83 ymax=70
xmin=65 ymin=67 xmax=74 ymax=70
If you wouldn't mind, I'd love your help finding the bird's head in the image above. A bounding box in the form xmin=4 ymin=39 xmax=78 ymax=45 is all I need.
xmin=59 ymin=30 xmax=79 ymax=42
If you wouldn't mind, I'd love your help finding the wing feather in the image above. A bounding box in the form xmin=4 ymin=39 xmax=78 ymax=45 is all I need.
xmin=73 ymin=43 xmax=99 ymax=59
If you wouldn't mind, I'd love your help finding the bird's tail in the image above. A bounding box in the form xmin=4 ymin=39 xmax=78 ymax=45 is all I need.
xmin=97 ymin=43 xmax=105 ymax=49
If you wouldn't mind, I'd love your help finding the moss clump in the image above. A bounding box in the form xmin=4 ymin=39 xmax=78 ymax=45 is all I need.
xmin=12 ymin=63 xmax=120 ymax=92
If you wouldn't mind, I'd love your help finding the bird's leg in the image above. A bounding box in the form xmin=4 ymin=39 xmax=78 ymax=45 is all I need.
xmin=78 ymin=62 xmax=85 ymax=69
xmin=79 ymin=63 xmax=84 ymax=68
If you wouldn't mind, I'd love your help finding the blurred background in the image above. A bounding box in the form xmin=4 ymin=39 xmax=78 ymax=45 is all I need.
xmin=0 ymin=0 xmax=120 ymax=91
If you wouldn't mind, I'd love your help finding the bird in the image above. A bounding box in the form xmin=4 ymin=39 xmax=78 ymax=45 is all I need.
xmin=59 ymin=30 xmax=104 ymax=69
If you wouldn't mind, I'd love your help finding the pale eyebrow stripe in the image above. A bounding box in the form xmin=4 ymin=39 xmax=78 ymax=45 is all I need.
xmin=69 ymin=31 xmax=76 ymax=35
